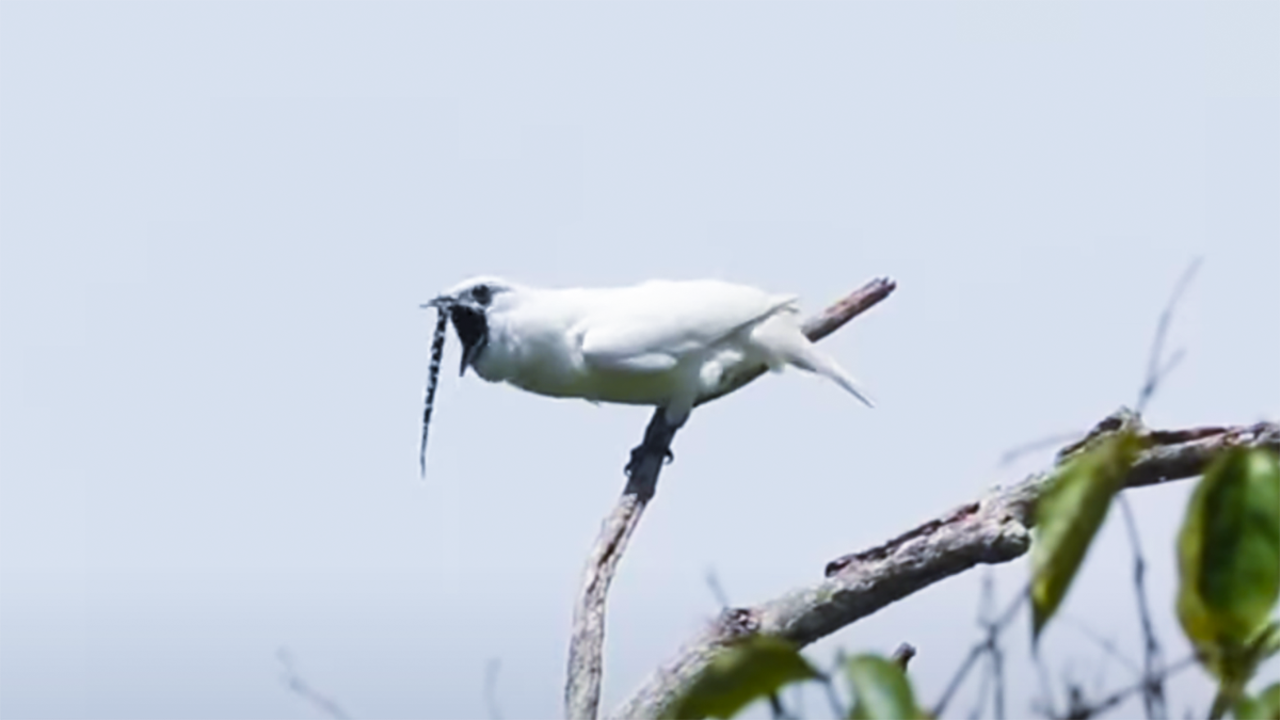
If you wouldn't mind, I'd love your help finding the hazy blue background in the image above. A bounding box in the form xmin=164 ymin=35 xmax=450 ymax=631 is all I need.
xmin=1 ymin=2 xmax=1276 ymax=718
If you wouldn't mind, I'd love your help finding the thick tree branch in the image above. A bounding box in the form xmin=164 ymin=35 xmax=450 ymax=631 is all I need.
xmin=564 ymin=278 xmax=897 ymax=720
xmin=610 ymin=412 xmax=1279 ymax=720
xmin=565 ymin=411 xmax=677 ymax=720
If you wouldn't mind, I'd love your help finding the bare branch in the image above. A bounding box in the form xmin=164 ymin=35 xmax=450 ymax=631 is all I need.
xmin=891 ymin=642 xmax=917 ymax=670
xmin=609 ymin=413 xmax=1279 ymax=720
xmin=1116 ymin=495 xmax=1167 ymax=719
xmin=1000 ymin=432 xmax=1086 ymax=468
xmin=278 ymin=648 xmax=352 ymax=720
xmin=564 ymin=277 xmax=897 ymax=720
xmin=706 ymin=568 xmax=732 ymax=611
xmin=1136 ymin=258 xmax=1200 ymax=415
xmin=815 ymin=663 xmax=850 ymax=719
xmin=937 ymin=640 xmax=995 ymax=719
xmin=484 ymin=658 xmax=503 ymax=720
xmin=1055 ymin=614 xmax=1143 ymax=680
xmin=969 ymin=659 xmax=992 ymax=720
xmin=564 ymin=421 xmax=666 ymax=720
xmin=936 ymin=575 xmax=1025 ymax=719
xmin=984 ymin=576 xmax=1007 ymax=720
xmin=1058 ymin=655 xmax=1199 ymax=720
xmin=1034 ymin=653 xmax=1060 ymax=720
xmin=767 ymin=692 xmax=795 ymax=720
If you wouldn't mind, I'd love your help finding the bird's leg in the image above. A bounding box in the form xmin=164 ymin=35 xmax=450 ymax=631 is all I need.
xmin=625 ymin=410 xmax=679 ymax=481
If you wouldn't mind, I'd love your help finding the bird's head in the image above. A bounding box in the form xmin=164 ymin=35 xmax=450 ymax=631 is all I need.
xmin=419 ymin=276 xmax=520 ymax=475
xmin=423 ymin=276 xmax=516 ymax=376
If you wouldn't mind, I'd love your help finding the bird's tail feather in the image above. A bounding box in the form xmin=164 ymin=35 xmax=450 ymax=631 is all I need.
xmin=797 ymin=349 xmax=876 ymax=408
xmin=750 ymin=312 xmax=875 ymax=408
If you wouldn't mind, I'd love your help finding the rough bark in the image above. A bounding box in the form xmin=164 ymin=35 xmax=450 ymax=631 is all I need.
xmin=609 ymin=412 xmax=1280 ymax=720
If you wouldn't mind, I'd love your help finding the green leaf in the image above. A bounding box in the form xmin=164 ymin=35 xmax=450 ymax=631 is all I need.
xmin=1235 ymin=683 xmax=1280 ymax=720
xmin=1235 ymin=696 xmax=1260 ymax=720
xmin=844 ymin=654 xmax=922 ymax=720
xmin=661 ymin=636 xmax=819 ymax=720
xmin=1031 ymin=429 xmax=1142 ymax=640
xmin=1177 ymin=448 xmax=1280 ymax=679
xmin=1259 ymin=622 xmax=1280 ymax=662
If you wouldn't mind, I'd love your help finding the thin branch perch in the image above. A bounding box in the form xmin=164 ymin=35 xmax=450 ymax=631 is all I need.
xmin=610 ymin=411 xmax=1279 ymax=719
xmin=564 ymin=277 xmax=898 ymax=720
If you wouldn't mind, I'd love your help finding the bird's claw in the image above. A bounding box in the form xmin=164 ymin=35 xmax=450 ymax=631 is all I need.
xmin=625 ymin=444 xmax=675 ymax=476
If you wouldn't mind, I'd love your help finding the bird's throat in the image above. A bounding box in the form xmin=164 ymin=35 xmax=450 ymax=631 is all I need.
xmin=449 ymin=305 xmax=489 ymax=376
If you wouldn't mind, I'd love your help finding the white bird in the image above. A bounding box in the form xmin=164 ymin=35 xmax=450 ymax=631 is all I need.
xmin=419 ymin=276 xmax=873 ymax=472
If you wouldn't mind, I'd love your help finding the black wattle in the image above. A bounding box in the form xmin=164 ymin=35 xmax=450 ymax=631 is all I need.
xmin=449 ymin=305 xmax=488 ymax=375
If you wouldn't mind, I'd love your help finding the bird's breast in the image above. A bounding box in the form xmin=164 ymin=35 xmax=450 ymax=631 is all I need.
xmin=474 ymin=316 xmax=689 ymax=406
xmin=471 ymin=312 xmax=587 ymax=393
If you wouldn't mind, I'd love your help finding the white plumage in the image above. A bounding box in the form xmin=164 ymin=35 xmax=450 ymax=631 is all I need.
xmin=428 ymin=276 xmax=873 ymax=429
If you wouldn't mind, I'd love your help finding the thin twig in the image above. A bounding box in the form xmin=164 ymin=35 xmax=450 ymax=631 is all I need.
xmin=1136 ymin=258 xmax=1200 ymax=415
xmin=1035 ymin=652 xmax=1060 ymax=720
xmin=1055 ymin=614 xmax=1143 ymax=679
xmin=936 ymin=642 xmax=990 ymax=719
xmin=1059 ymin=655 xmax=1198 ymax=719
xmin=968 ymin=576 xmax=999 ymax=720
xmin=1117 ymin=495 xmax=1167 ymax=720
xmin=934 ymin=581 xmax=1027 ymax=719
xmin=1000 ymin=432 xmax=1088 ymax=468
xmin=985 ymin=576 xmax=1007 ymax=720
xmin=1208 ymin=680 xmax=1241 ymax=720
xmin=991 ymin=635 xmax=1006 ymax=720
xmin=767 ymin=692 xmax=795 ymax=720
xmin=816 ymin=667 xmax=850 ymax=720
xmin=789 ymin=678 xmax=807 ymax=720
xmin=706 ymin=568 xmax=732 ymax=611
xmin=484 ymin=658 xmax=503 ymax=720
xmin=277 ymin=648 xmax=352 ymax=720
xmin=890 ymin=643 xmax=917 ymax=670
xmin=969 ymin=656 xmax=992 ymax=720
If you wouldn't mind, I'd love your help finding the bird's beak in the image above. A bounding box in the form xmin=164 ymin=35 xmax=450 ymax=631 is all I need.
xmin=423 ymin=294 xmax=486 ymax=314
xmin=422 ymin=293 xmax=488 ymax=376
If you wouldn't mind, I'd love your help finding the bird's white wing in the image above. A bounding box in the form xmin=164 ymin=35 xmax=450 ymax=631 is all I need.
xmin=578 ymin=280 xmax=795 ymax=373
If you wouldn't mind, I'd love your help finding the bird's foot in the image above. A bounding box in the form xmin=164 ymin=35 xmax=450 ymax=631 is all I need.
xmin=624 ymin=408 xmax=682 ymax=479
xmin=625 ymin=442 xmax=674 ymax=477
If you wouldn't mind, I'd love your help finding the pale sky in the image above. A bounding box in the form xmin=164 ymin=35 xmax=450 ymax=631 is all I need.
xmin=1 ymin=3 xmax=1277 ymax=719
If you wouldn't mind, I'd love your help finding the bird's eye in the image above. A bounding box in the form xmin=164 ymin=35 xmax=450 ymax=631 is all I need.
xmin=471 ymin=284 xmax=493 ymax=306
